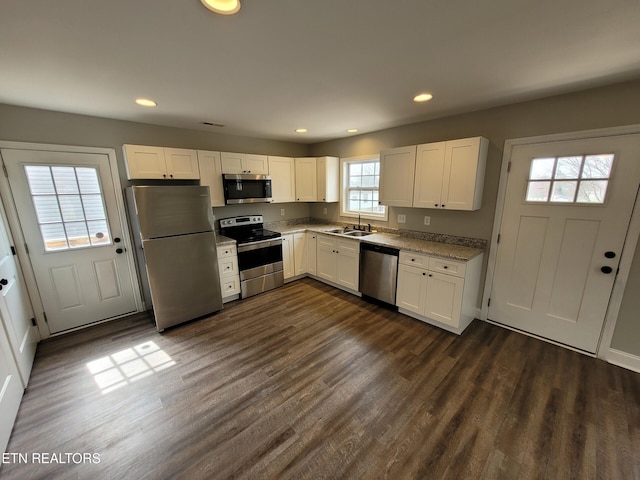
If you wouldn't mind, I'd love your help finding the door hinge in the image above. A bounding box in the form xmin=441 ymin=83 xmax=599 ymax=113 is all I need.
xmin=507 ymin=161 xmax=512 ymax=173
xmin=496 ymin=234 xmax=501 ymax=244
xmin=487 ymin=298 xmax=491 ymax=307
xmin=10 ymin=246 xmax=16 ymax=255
xmin=43 ymin=312 xmax=48 ymax=323
xmin=31 ymin=317 xmax=37 ymax=327
xmin=2 ymin=163 xmax=7 ymax=178
xmin=24 ymin=243 xmax=29 ymax=254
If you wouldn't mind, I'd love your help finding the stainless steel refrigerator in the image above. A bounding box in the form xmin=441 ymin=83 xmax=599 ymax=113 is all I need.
xmin=126 ymin=186 xmax=223 ymax=331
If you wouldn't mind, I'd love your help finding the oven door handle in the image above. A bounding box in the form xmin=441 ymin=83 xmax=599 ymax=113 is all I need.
xmin=237 ymin=238 xmax=283 ymax=252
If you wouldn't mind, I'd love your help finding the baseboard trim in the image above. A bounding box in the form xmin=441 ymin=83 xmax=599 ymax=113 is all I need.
xmin=606 ymin=348 xmax=640 ymax=373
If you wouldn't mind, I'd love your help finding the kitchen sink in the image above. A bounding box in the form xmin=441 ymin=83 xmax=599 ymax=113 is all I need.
xmin=324 ymin=228 xmax=343 ymax=233
xmin=343 ymin=230 xmax=373 ymax=237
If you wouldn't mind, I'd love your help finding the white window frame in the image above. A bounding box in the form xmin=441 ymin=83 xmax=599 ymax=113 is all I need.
xmin=340 ymin=155 xmax=388 ymax=221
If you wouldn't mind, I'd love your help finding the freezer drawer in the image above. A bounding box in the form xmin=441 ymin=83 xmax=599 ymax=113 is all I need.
xmin=143 ymin=231 xmax=222 ymax=331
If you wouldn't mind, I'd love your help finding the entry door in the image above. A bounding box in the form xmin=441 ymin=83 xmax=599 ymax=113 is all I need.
xmin=489 ymin=134 xmax=640 ymax=352
xmin=0 ymin=199 xmax=38 ymax=385
xmin=1 ymin=149 xmax=138 ymax=334
xmin=0 ymin=326 xmax=23 ymax=453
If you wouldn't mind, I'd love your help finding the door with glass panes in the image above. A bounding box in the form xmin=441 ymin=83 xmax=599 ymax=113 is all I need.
xmin=1 ymin=148 xmax=138 ymax=333
xmin=489 ymin=134 xmax=640 ymax=352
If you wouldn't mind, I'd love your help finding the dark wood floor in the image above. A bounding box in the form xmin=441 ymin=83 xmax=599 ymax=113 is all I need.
xmin=2 ymin=278 xmax=639 ymax=479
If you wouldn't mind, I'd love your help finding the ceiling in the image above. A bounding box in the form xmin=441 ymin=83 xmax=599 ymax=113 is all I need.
xmin=2 ymin=0 xmax=640 ymax=144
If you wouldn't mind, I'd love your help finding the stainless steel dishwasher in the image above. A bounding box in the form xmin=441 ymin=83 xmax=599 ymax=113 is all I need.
xmin=359 ymin=242 xmax=400 ymax=306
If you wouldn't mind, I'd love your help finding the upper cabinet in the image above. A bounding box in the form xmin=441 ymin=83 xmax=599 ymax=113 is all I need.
xmin=123 ymin=145 xmax=200 ymax=180
xmin=317 ymin=156 xmax=339 ymax=202
xmin=439 ymin=137 xmax=488 ymax=211
xmin=221 ymin=152 xmax=269 ymax=174
xmin=295 ymin=156 xmax=339 ymax=203
xmin=197 ymin=150 xmax=225 ymax=207
xmin=379 ymin=137 xmax=488 ymax=211
xmin=268 ymin=156 xmax=296 ymax=203
xmin=295 ymin=157 xmax=318 ymax=202
xmin=379 ymin=146 xmax=417 ymax=207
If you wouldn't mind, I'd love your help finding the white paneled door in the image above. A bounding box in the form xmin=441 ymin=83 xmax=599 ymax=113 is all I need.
xmin=0 ymin=199 xmax=38 ymax=385
xmin=489 ymin=134 xmax=640 ymax=352
xmin=1 ymin=149 xmax=138 ymax=334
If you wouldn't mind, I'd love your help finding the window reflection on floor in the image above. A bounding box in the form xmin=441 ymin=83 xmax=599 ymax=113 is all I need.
xmin=86 ymin=341 xmax=175 ymax=394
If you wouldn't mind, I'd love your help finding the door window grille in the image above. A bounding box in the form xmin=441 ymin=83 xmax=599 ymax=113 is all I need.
xmin=24 ymin=165 xmax=111 ymax=251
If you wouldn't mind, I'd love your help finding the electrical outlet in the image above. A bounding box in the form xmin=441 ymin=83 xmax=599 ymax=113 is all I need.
xmin=280 ymin=208 xmax=285 ymax=216
xmin=323 ymin=207 xmax=327 ymax=214
xmin=424 ymin=216 xmax=431 ymax=226
xmin=397 ymin=214 xmax=406 ymax=224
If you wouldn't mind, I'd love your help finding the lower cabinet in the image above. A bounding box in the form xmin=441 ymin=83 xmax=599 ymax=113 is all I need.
xmin=283 ymin=232 xmax=308 ymax=280
xmin=396 ymin=251 xmax=483 ymax=334
xmin=306 ymin=232 xmax=317 ymax=275
xmin=315 ymin=234 xmax=359 ymax=292
xmin=217 ymin=244 xmax=240 ymax=302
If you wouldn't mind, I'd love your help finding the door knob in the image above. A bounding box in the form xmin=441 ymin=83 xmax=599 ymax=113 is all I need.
xmin=601 ymin=266 xmax=613 ymax=274
xmin=604 ymin=251 xmax=616 ymax=259
xmin=116 ymin=248 xmax=124 ymax=254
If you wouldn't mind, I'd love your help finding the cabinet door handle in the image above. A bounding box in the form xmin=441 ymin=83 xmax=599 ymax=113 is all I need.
xmin=443 ymin=265 xmax=448 ymax=269
xmin=434 ymin=204 xmax=438 ymax=207
xmin=422 ymin=272 xmax=426 ymax=276
xmin=428 ymin=274 xmax=433 ymax=277
xmin=601 ymin=266 xmax=613 ymax=274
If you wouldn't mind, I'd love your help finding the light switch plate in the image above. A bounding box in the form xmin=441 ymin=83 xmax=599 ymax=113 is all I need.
xmin=398 ymin=214 xmax=406 ymax=224
xmin=281 ymin=208 xmax=285 ymax=216
xmin=424 ymin=216 xmax=431 ymax=226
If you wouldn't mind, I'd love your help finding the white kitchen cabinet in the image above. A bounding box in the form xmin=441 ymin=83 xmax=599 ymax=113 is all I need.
xmin=413 ymin=137 xmax=488 ymax=210
xmin=379 ymin=145 xmax=417 ymax=207
xmin=268 ymin=156 xmax=296 ymax=203
xmin=440 ymin=137 xmax=488 ymax=211
xmin=295 ymin=157 xmax=318 ymax=202
xmin=197 ymin=150 xmax=225 ymax=207
xmin=316 ymin=234 xmax=337 ymax=281
xmin=294 ymin=157 xmax=339 ymax=203
xmin=379 ymin=136 xmax=488 ymax=211
xmin=396 ymin=263 xmax=428 ymax=314
xmin=306 ymin=232 xmax=317 ymax=275
xmin=315 ymin=234 xmax=359 ymax=291
xmin=317 ymin=156 xmax=339 ymax=202
xmin=293 ymin=233 xmax=306 ymax=277
xmin=217 ymin=244 xmax=240 ymax=302
xmin=221 ymin=152 xmax=269 ymax=174
xmin=335 ymin=237 xmax=359 ymax=291
xmin=396 ymin=250 xmax=483 ymax=334
xmin=413 ymin=142 xmax=446 ymax=208
xmin=282 ymin=234 xmax=295 ymax=279
xmin=123 ymin=144 xmax=200 ymax=180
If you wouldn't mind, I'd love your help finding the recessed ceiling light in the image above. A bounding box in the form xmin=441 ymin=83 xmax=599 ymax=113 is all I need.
xmin=135 ymin=98 xmax=157 ymax=107
xmin=413 ymin=93 xmax=433 ymax=103
xmin=346 ymin=129 xmax=359 ymax=133
xmin=200 ymin=0 xmax=241 ymax=15
xmin=295 ymin=128 xmax=308 ymax=133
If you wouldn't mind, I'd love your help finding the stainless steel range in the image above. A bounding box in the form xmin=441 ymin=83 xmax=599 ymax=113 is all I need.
xmin=219 ymin=215 xmax=283 ymax=298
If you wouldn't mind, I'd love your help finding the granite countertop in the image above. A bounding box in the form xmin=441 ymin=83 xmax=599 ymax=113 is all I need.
xmin=216 ymin=234 xmax=236 ymax=246
xmin=268 ymin=224 xmax=484 ymax=261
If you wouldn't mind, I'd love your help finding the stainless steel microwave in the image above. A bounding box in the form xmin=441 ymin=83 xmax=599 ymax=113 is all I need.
xmin=222 ymin=174 xmax=273 ymax=204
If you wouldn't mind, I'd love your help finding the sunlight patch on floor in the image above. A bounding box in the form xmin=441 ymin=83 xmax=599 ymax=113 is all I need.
xmin=86 ymin=341 xmax=175 ymax=394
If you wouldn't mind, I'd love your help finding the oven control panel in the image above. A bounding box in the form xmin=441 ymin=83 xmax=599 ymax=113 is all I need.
xmin=220 ymin=215 xmax=263 ymax=228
